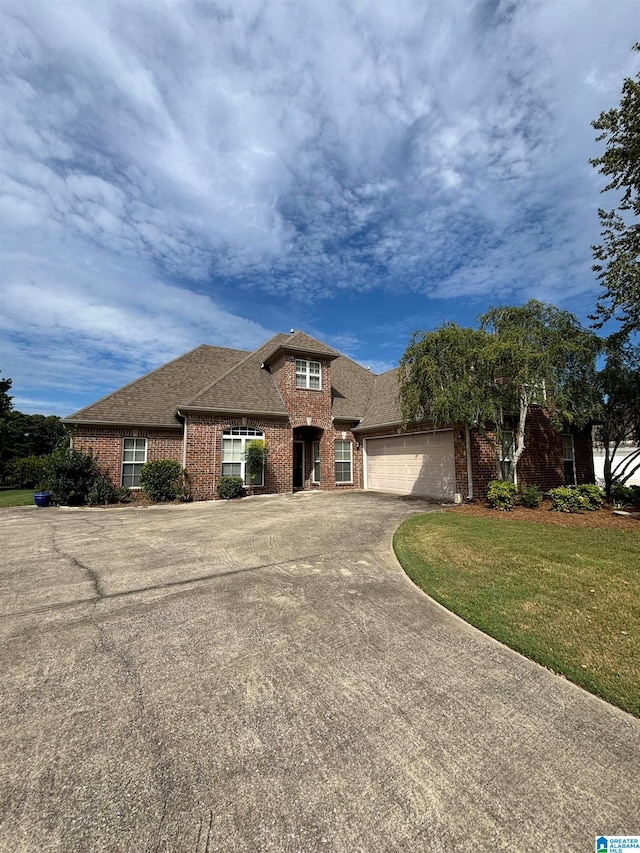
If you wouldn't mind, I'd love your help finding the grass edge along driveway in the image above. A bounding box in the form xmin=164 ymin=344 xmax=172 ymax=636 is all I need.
xmin=393 ymin=511 xmax=640 ymax=717
xmin=0 ymin=489 xmax=34 ymax=507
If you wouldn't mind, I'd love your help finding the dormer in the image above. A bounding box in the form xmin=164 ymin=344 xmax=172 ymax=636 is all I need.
xmin=263 ymin=331 xmax=339 ymax=426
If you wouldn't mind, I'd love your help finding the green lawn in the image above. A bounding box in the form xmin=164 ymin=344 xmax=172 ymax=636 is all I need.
xmin=393 ymin=512 xmax=640 ymax=717
xmin=0 ymin=489 xmax=35 ymax=507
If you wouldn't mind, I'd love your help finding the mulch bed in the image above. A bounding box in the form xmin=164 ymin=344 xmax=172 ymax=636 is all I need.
xmin=454 ymin=500 xmax=640 ymax=531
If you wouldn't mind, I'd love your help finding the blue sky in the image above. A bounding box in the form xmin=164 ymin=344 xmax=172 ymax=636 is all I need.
xmin=1 ymin=0 xmax=638 ymax=417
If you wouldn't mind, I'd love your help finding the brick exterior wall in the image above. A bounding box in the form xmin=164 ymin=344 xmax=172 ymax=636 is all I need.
xmin=469 ymin=408 xmax=595 ymax=499
xmin=71 ymin=426 xmax=183 ymax=487
xmin=185 ymin=414 xmax=291 ymax=500
xmin=269 ymin=353 xmax=362 ymax=490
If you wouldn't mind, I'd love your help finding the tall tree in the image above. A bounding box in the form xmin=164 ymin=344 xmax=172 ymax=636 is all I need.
xmin=590 ymin=43 xmax=640 ymax=332
xmin=594 ymin=332 xmax=640 ymax=499
xmin=399 ymin=300 xmax=600 ymax=482
xmin=0 ymin=373 xmax=14 ymax=481
xmin=0 ymin=374 xmax=66 ymax=481
xmin=0 ymin=372 xmax=12 ymax=416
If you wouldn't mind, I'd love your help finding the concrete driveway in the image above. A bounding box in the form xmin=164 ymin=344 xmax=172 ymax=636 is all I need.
xmin=0 ymin=491 xmax=638 ymax=852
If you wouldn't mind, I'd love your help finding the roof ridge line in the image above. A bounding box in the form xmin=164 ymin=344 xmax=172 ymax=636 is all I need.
xmin=182 ymin=333 xmax=286 ymax=406
xmin=65 ymin=344 xmax=247 ymax=420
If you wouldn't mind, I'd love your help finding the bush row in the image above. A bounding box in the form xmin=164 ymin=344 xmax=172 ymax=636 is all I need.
xmin=8 ymin=449 xmax=189 ymax=506
xmin=486 ymin=480 xmax=607 ymax=513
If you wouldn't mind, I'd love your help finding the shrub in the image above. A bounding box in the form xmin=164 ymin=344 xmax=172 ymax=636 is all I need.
xmin=519 ymin=484 xmax=543 ymax=509
xmin=139 ymin=459 xmax=185 ymax=502
xmin=549 ymin=486 xmax=589 ymax=513
xmin=44 ymin=447 xmax=100 ymax=506
xmin=577 ymin=483 xmax=604 ymax=511
xmin=487 ymin=480 xmax=517 ymax=511
xmin=610 ymin=482 xmax=640 ymax=507
xmin=116 ymin=487 xmax=132 ymax=503
xmin=217 ymin=475 xmax=245 ymax=500
xmin=87 ymin=474 xmax=117 ymax=506
xmin=6 ymin=455 xmax=50 ymax=489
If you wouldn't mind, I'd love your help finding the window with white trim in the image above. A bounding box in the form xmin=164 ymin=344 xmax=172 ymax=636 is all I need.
xmin=122 ymin=437 xmax=147 ymax=487
xmin=222 ymin=427 xmax=265 ymax=486
xmin=500 ymin=430 xmax=515 ymax=482
xmin=295 ymin=359 xmax=321 ymax=390
xmin=335 ymin=440 xmax=352 ymax=483
xmin=562 ymin=434 xmax=576 ymax=486
xmin=312 ymin=440 xmax=321 ymax=483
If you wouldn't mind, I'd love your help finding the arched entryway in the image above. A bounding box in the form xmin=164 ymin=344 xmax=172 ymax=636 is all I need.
xmin=292 ymin=425 xmax=323 ymax=490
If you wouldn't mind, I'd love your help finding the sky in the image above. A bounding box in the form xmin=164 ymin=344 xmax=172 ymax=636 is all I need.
xmin=0 ymin=0 xmax=638 ymax=418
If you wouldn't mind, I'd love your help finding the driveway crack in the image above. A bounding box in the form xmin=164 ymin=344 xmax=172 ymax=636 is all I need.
xmin=49 ymin=523 xmax=106 ymax=598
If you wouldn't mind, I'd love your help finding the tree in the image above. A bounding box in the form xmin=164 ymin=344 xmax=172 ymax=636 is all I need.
xmin=399 ymin=300 xmax=600 ymax=482
xmin=0 ymin=372 xmax=12 ymax=416
xmin=0 ymin=372 xmax=14 ymax=482
xmin=590 ymin=43 xmax=640 ymax=332
xmin=244 ymin=439 xmax=268 ymax=493
xmin=0 ymin=372 xmax=68 ymax=482
xmin=594 ymin=332 xmax=640 ymax=499
xmin=4 ymin=412 xmax=66 ymax=458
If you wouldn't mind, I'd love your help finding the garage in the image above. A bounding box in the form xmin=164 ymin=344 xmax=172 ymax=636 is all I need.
xmin=364 ymin=430 xmax=456 ymax=499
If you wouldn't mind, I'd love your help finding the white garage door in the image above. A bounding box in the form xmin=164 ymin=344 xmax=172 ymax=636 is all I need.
xmin=365 ymin=431 xmax=456 ymax=499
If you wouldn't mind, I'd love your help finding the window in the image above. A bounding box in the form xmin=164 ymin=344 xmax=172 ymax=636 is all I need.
xmin=562 ymin=434 xmax=576 ymax=486
xmin=500 ymin=430 xmax=515 ymax=482
xmin=335 ymin=440 xmax=352 ymax=483
xmin=295 ymin=359 xmax=321 ymax=390
xmin=312 ymin=440 xmax=321 ymax=483
xmin=222 ymin=427 xmax=265 ymax=486
xmin=122 ymin=437 xmax=147 ymax=487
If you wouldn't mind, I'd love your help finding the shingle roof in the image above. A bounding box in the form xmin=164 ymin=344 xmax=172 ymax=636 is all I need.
xmin=64 ymin=333 xmax=403 ymax=429
xmin=356 ymin=368 xmax=402 ymax=430
xmin=64 ymin=345 xmax=248 ymax=427
xmin=331 ymin=355 xmax=376 ymax=421
xmin=262 ymin=330 xmax=340 ymax=365
xmin=184 ymin=334 xmax=289 ymax=415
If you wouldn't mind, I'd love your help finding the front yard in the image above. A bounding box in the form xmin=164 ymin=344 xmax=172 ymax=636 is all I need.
xmin=0 ymin=489 xmax=34 ymax=507
xmin=393 ymin=507 xmax=640 ymax=717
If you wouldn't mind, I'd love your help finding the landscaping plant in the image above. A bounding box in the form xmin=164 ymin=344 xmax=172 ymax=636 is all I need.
xmin=139 ymin=459 xmax=185 ymax=502
xmin=518 ymin=484 xmax=543 ymax=509
xmin=244 ymin=439 xmax=268 ymax=488
xmin=217 ymin=475 xmax=245 ymax=500
xmin=577 ymin=483 xmax=605 ymax=511
xmin=87 ymin=474 xmax=117 ymax=506
xmin=44 ymin=447 xmax=100 ymax=506
xmin=486 ymin=480 xmax=517 ymax=511
xmin=548 ymin=486 xmax=590 ymax=513
xmin=610 ymin=482 xmax=640 ymax=507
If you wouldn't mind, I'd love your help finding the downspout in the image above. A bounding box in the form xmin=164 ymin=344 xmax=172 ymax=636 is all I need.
xmin=182 ymin=414 xmax=188 ymax=470
xmin=465 ymin=423 xmax=474 ymax=501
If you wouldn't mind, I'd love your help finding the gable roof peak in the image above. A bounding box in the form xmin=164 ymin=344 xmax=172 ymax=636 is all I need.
xmin=262 ymin=330 xmax=340 ymax=365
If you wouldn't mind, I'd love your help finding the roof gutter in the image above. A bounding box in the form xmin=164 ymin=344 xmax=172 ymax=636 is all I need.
xmin=353 ymin=420 xmax=403 ymax=434
xmin=177 ymin=406 xmax=288 ymax=419
xmin=62 ymin=419 xmax=182 ymax=429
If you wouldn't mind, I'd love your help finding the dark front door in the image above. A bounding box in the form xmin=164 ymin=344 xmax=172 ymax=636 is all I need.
xmin=293 ymin=441 xmax=304 ymax=489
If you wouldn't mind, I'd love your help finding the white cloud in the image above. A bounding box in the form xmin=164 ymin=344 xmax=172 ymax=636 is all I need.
xmin=0 ymin=0 xmax=637 ymax=410
xmin=0 ymin=232 xmax=271 ymax=410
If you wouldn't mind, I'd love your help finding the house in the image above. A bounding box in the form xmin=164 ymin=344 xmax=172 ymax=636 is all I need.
xmin=63 ymin=330 xmax=595 ymax=501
